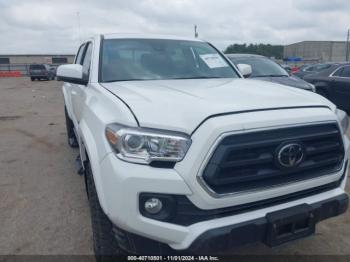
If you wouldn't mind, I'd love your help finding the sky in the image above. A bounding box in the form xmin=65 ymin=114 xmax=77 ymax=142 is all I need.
xmin=0 ymin=0 xmax=349 ymax=54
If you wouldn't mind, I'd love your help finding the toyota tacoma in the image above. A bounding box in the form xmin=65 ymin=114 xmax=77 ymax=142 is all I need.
xmin=57 ymin=34 xmax=349 ymax=256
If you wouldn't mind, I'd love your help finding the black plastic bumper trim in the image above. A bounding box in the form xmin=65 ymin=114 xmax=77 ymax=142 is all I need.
xmin=188 ymin=193 xmax=349 ymax=253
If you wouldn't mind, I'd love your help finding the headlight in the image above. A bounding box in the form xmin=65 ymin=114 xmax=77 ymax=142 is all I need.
xmin=336 ymin=109 xmax=349 ymax=134
xmin=105 ymin=124 xmax=191 ymax=164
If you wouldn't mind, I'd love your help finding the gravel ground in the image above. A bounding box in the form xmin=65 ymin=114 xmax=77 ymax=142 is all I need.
xmin=0 ymin=77 xmax=349 ymax=255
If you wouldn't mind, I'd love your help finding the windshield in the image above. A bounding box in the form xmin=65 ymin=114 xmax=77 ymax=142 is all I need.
xmin=30 ymin=64 xmax=45 ymax=70
xmin=315 ymin=64 xmax=332 ymax=71
xmin=101 ymin=39 xmax=239 ymax=82
xmin=228 ymin=56 xmax=288 ymax=77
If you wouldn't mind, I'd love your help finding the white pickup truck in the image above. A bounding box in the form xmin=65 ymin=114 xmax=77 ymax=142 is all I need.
xmin=57 ymin=34 xmax=349 ymax=256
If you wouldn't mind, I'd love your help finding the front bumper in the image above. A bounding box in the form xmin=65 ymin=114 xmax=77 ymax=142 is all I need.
xmin=112 ymin=193 xmax=348 ymax=254
xmin=94 ymin=108 xmax=350 ymax=251
xmin=99 ymin=152 xmax=349 ymax=251
xmin=188 ymin=193 xmax=348 ymax=253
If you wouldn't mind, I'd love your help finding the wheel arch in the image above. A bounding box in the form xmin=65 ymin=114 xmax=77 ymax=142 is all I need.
xmin=62 ymin=84 xmax=74 ymax=120
xmin=78 ymin=120 xmax=109 ymax=215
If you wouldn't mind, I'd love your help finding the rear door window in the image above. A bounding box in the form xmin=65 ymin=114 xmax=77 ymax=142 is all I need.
xmin=340 ymin=66 xmax=350 ymax=78
xmin=332 ymin=67 xmax=343 ymax=77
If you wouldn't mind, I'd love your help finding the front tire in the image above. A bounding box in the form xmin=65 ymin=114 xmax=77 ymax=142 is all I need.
xmin=85 ymin=161 xmax=175 ymax=257
xmin=85 ymin=163 xmax=121 ymax=258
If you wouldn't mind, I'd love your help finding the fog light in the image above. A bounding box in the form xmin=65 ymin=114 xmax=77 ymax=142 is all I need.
xmin=140 ymin=193 xmax=177 ymax=221
xmin=144 ymin=198 xmax=163 ymax=214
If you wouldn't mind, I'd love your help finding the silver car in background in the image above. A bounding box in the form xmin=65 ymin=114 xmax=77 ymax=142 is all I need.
xmin=226 ymin=53 xmax=315 ymax=92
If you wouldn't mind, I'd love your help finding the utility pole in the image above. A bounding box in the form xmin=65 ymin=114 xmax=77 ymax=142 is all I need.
xmin=346 ymin=29 xmax=350 ymax=62
xmin=77 ymin=12 xmax=81 ymax=44
xmin=194 ymin=25 xmax=198 ymax=38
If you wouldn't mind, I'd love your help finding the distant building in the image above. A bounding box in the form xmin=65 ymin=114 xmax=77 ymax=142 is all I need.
xmin=0 ymin=54 xmax=75 ymax=76
xmin=0 ymin=54 xmax=75 ymax=65
xmin=283 ymin=41 xmax=348 ymax=63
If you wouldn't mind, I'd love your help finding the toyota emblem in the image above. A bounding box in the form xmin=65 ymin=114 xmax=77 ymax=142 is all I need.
xmin=277 ymin=143 xmax=304 ymax=168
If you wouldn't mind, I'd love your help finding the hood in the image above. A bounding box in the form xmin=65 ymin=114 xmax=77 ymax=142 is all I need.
xmin=254 ymin=75 xmax=313 ymax=90
xmin=102 ymin=78 xmax=333 ymax=134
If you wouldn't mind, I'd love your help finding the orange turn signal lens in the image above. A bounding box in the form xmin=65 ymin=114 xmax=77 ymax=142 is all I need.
xmin=105 ymin=129 xmax=118 ymax=145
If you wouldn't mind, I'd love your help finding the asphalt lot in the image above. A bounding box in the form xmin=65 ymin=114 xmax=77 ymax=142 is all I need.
xmin=0 ymin=77 xmax=349 ymax=255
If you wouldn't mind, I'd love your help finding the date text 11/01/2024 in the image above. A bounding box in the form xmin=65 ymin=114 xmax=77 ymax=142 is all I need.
xmin=127 ymin=256 xmax=220 ymax=261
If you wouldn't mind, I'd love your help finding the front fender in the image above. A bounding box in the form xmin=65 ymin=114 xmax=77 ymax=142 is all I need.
xmin=74 ymin=83 xmax=140 ymax=214
xmin=78 ymin=119 xmax=109 ymax=214
xmin=62 ymin=83 xmax=74 ymax=120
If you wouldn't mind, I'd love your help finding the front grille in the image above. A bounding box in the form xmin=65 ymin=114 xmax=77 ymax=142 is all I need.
xmin=174 ymin=169 xmax=347 ymax=225
xmin=202 ymin=123 xmax=345 ymax=195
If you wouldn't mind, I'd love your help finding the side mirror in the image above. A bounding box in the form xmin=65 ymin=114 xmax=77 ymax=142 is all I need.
xmin=57 ymin=64 xmax=87 ymax=85
xmin=237 ymin=64 xmax=252 ymax=78
xmin=285 ymin=68 xmax=292 ymax=75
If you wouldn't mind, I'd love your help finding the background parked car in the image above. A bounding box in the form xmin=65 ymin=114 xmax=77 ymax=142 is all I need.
xmin=29 ymin=64 xmax=56 ymax=81
xmin=281 ymin=64 xmax=292 ymax=74
xmin=292 ymin=64 xmax=311 ymax=76
xmin=49 ymin=66 xmax=57 ymax=78
xmin=303 ymin=63 xmax=350 ymax=113
xmin=281 ymin=64 xmax=300 ymax=74
xmin=226 ymin=54 xmax=315 ymax=91
xmin=293 ymin=63 xmax=334 ymax=79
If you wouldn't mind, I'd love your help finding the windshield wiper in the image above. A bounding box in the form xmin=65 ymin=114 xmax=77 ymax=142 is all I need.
xmin=102 ymin=76 xmax=224 ymax=82
xmin=255 ymin=74 xmax=289 ymax=77
xmin=169 ymin=76 xmax=223 ymax=80
xmin=102 ymin=79 xmax=156 ymax=83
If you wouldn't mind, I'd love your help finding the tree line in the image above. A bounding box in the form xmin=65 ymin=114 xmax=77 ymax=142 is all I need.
xmin=224 ymin=43 xmax=284 ymax=59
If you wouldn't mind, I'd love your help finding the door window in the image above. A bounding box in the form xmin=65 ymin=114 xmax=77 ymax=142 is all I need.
xmin=332 ymin=67 xmax=343 ymax=77
xmin=75 ymin=44 xmax=86 ymax=65
xmin=340 ymin=66 xmax=350 ymax=78
xmin=82 ymin=43 xmax=93 ymax=81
